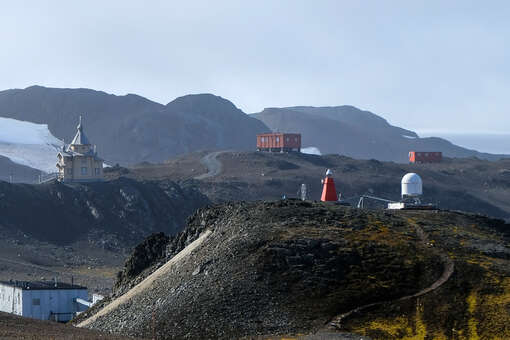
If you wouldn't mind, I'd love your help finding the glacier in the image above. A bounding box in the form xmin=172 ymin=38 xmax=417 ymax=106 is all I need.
xmin=0 ymin=117 xmax=63 ymax=173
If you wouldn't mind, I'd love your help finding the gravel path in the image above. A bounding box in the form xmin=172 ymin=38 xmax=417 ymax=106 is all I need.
xmin=327 ymin=223 xmax=454 ymax=330
xmin=77 ymin=230 xmax=212 ymax=328
xmin=194 ymin=151 xmax=225 ymax=179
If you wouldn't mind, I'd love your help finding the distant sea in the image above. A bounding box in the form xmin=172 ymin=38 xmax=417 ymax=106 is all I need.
xmin=418 ymin=131 xmax=510 ymax=155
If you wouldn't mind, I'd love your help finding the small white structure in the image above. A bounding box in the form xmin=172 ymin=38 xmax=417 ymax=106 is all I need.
xmin=401 ymin=173 xmax=423 ymax=199
xmin=0 ymin=280 xmax=88 ymax=322
xmin=56 ymin=116 xmax=104 ymax=183
xmin=387 ymin=172 xmax=435 ymax=210
xmin=92 ymin=293 xmax=104 ymax=305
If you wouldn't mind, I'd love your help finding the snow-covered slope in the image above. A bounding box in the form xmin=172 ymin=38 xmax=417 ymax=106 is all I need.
xmin=0 ymin=117 xmax=63 ymax=173
xmin=301 ymin=146 xmax=321 ymax=155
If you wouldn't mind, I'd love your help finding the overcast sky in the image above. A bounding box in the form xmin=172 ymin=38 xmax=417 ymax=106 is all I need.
xmin=1 ymin=1 xmax=509 ymax=133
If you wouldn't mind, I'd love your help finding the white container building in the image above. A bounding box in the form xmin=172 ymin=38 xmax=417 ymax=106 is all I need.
xmin=0 ymin=280 xmax=88 ymax=322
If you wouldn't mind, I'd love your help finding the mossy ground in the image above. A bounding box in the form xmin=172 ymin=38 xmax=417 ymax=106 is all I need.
xmin=343 ymin=210 xmax=510 ymax=340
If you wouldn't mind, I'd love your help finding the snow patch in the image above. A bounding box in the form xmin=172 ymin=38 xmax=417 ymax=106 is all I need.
xmin=302 ymin=146 xmax=322 ymax=155
xmin=0 ymin=117 xmax=63 ymax=173
xmin=402 ymin=135 xmax=417 ymax=139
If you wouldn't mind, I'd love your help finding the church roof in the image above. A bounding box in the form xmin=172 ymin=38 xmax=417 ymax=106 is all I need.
xmin=70 ymin=116 xmax=91 ymax=145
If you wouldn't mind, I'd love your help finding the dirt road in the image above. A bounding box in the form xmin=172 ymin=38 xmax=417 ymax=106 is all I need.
xmin=194 ymin=151 xmax=225 ymax=180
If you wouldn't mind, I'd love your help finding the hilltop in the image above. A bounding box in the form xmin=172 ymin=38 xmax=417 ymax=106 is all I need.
xmin=75 ymin=200 xmax=510 ymax=339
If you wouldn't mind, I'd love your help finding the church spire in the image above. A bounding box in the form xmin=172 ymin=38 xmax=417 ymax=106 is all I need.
xmin=70 ymin=115 xmax=91 ymax=145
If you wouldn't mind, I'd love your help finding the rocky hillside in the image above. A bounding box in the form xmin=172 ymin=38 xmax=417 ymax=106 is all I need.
xmin=0 ymin=177 xmax=209 ymax=246
xmin=110 ymin=151 xmax=510 ymax=220
xmin=75 ymin=200 xmax=510 ymax=339
xmin=0 ymin=86 xmax=269 ymax=165
xmin=252 ymin=106 xmax=506 ymax=162
xmin=0 ymin=177 xmax=209 ymax=295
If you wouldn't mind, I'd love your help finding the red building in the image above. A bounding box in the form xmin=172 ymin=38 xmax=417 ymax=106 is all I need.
xmin=409 ymin=151 xmax=442 ymax=163
xmin=257 ymin=133 xmax=301 ymax=152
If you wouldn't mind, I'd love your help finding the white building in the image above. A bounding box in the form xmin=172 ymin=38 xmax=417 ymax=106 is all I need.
xmin=0 ymin=280 xmax=88 ymax=322
xmin=56 ymin=116 xmax=104 ymax=183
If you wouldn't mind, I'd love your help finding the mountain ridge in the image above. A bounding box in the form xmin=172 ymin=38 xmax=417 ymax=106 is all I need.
xmin=252 ymin=106 xmax=505 ymax=162
xmin=0 ymin=86 xmax=269 ymax=165
xmin=0 ymin=85 xmax=506 ymax=169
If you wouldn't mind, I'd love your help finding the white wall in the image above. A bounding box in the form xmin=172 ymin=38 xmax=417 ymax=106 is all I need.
xmin=0 ymin=284 xmax=22 ymax=316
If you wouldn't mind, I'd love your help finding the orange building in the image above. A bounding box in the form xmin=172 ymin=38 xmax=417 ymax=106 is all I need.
xmin=409 ymin=151 xmax=442 ymax=163
xmin=256 ymin=133 xmax=301 ymax=152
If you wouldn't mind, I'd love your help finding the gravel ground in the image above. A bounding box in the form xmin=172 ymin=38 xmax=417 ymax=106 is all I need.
xmin=0 ymin=311 xmax=145 ymax=340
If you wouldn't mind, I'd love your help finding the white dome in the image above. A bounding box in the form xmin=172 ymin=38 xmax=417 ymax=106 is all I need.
xmin=401 ymin=173 xmax=422 ymax=197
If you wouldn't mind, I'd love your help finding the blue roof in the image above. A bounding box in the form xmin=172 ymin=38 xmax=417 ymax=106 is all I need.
xmin=70 ymin=116 xmax=91 ymax=145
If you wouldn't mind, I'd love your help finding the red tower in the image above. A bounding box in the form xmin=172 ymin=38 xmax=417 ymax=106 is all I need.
xmin=321 ymin=169 xmax=338 ymax=202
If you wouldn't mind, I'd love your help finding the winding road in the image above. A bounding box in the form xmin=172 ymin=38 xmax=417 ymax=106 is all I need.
xmin=194 ymin=151 xmax=225 ymax=180
xmin=327 ymin=223 xmax=454 ymax=331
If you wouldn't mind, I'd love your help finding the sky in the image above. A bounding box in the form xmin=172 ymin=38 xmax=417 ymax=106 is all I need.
xmin=0 ymin=1 xmax=509 ymax=133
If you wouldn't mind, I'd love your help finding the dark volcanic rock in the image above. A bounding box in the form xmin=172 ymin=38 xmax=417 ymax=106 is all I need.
xmin=80 ymin=200 xmax=446 ymax=339
xmin=0 ymin=178 xmax=210 ymax=246
xmin=78 ymin=200 xmax=510 ymax=339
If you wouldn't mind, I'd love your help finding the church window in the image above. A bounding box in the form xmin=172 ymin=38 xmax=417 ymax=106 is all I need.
xmin=81 ymin=167 xmax=88 ymax=175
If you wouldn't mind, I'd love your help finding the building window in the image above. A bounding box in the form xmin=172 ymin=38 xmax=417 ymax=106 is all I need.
xmin=286 ymin=137 xmax=289 ymax=142
xmin=81 ymin=167 xmax=88 ymax=175
xmin=95 ymin=168 xmax=100 ymax=175
xmin=32 ymin=298 xmax=40 ymax=306
xmin=276 ymin=137 xmax=280 ymax=142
